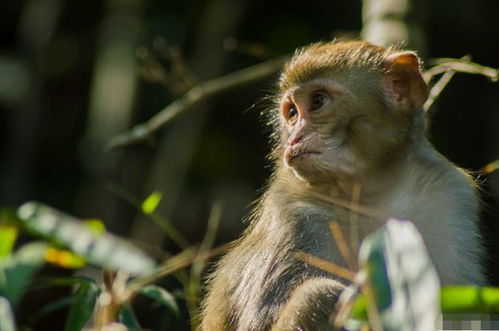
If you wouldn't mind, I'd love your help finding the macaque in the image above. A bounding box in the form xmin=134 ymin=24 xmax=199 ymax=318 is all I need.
xmin=201 ymin=40 xmax=484 ymax=331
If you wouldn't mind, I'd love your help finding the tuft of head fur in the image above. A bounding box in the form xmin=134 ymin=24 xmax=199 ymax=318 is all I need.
xmin=279 ymin=40 xmax=403 ymax=91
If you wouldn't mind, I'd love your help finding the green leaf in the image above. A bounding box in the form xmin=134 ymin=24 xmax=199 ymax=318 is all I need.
xmin=27 ymin=277 xmax=96 ymax=326
xmin=17 ymin=202 xmax=156 ymax=275
xmin=0 ymin=209 xmax=20 ymax=260
xmin=64 ymin=283 xmax=100 ymax=331
xmin=139 ymin=285 xmax=179 ymax=316
xmin=0 ymin=297 xmax=16 ymax=331
xmin=0 ymin=226 xmax=17 ymax=260
xmin=441 ymin=286 xmax=499 ymax=313
xmin=83 ymin=219 xmax=106 ymax=235
xmin=119 ymin=303 xmax=141 ymax=331
xmin=359 ymin=219 xmax=441 ymax=331
xmin=346 ymin=286 xmax=499 ymax=322
xmin=141 ymin=191 xmax=163 ymax=215
xmin=360 ymin=229 xmax=392 ymax=311
xmin=0 ymin=242 xmax=48 ymax=307
xmin=350 ymin=295 xmax=368 ymax=320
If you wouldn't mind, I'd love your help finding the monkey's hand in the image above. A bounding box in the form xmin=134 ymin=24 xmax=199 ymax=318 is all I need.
xmin=271 ymin=277 xmax=344 ymax=331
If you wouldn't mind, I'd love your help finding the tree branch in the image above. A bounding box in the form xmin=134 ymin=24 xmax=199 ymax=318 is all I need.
xmin=423 ymin=56 xmax=498 ymax=112
xmin=107 ymin=52 xmax=499 ymax=150
xmin=106 ymin=56 xmax=288 ymax=150
xmin=423 ymin=57 xmax=499 ymax=82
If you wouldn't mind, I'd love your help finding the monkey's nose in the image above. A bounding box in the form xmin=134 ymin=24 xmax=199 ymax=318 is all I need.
xmin=288 ymin=133 xmax=303 ymax=146
xmin=287 ymin=123 xmax=307 ymax=146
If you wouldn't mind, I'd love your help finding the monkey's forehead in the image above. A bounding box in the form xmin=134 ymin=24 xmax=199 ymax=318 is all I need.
xmin=279 ymin=40 xmax=395 ymax=91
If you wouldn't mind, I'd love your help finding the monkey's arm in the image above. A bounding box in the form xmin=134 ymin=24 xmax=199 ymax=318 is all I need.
xmin=271 ymin=277 xmax=344 ymax=331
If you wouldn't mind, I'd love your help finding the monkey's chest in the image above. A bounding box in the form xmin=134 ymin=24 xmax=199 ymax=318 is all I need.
xmin=287 ymin=205 xmax=354 ymax=270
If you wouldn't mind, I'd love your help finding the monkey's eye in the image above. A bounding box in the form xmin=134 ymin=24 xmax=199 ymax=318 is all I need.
xmin=287 ymin=106 xmax=298 ymax=124
xmin=311 ymin=92 xmax=327 ymax=111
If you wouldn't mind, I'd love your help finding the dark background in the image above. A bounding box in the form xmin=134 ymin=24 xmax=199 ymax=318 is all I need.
xmin=1 ymin=0 xmax=498 ymax=330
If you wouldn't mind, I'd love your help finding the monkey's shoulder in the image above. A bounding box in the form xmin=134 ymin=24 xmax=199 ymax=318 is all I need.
xmin=380 ymin=153 xmax=479 ymax=228
xmin=409 ymin=153 xmax=478 ymax=202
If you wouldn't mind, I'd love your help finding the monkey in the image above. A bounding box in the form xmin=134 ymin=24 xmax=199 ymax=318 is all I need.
xmin=200 ymin=40 xmax=484 ymax=331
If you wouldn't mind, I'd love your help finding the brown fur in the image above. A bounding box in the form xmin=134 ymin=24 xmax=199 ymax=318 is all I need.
xmin=201 ymin=40 xmax=484 ymax=331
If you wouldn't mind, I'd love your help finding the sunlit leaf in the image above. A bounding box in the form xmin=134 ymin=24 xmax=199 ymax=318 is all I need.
xmin=482 ymin=160 xmax=499 ymax=175
xmin=139 ymin=285 xmax=179 ymax=315
xmin=350 ymin=295 xmax=368 ymax=320
xmin=64 ymin=282 xmax=100 ymax=331
xmin=346 ymin=286 xmax=499 ymax=323
xmin=0 ymin=297 xmax=16 ymax=331
xmin=83 ymin=219 xmax=106 ymax=235
xmin=107 ymin=183 xmax=189 ymax=248
xmin=17 ymin=202 xmax=156 ymax=275
xmin=441 ymin=286 xmax=499 ymax=313
xmin=0 ymin=242 xmax=47 ymax=307
xmin=45 ymin=247 xmax=86 ymax=269
xmin=359 ymin=219 xmax=441 ymax=331
xmin=0 ymin=226 xmax=18 ymax=259
xmin=141 ymin=191 xmax=163 ymax=215
xmin=119 ymin=303 xmax=141 ymax=331
xmin=0 ymin=210 xmax=20 ymax=260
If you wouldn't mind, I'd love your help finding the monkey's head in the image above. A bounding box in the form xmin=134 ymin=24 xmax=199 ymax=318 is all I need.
xmin=273 ymin=40 xmax=429 ymax=184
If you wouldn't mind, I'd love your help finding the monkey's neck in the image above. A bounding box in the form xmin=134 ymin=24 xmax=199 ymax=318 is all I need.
xmin=275 ymin=135 xmax=428 ymax=202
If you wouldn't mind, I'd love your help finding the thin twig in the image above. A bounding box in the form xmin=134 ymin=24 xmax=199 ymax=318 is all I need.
xmin=137 ymin=39 xmax=198 ymax=94
xmin=92 ymin=270 xmax=127 ymax=328
xmin=423 ymin=69 xmax=456 ymax=112
xmin=106 ymin=56 xmax=288 ymax=150
xmin=104 ymin=181 xmax=190 ymax=249
xmin=329 ymin=221 xmax=357 ymax=271
xmin=308 ymin=191 xmax=380 ymax=220
xmin=127 ymin=243 xmax=229 ymax=295
xmin=187 ymin=201 xmax=223 ymax=330
xmin=223 ymin=37 xmax=277 ymax=59
xmin=349 ymin=183 xmax=362 ymax=255
xmin=361 ymin=281 xmax=383 ymax=331
xmin=333 ymin=271 xmax=366 ymax=328
xmin=423 ymin=55 xmax=469 ymax=113
xmin=424 ymin=57 xmax=498 ymax=82
xmin=422 ymin=55 xmax=499 ymax=112
xmin=295 ymin=251 xmax=355 ymax=282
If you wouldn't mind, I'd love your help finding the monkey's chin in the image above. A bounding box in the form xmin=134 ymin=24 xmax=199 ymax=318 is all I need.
xmin=284 ymin=153 xmax=331 ymax=183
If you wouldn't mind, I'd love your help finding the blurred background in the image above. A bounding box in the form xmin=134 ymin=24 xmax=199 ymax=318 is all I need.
xmin=1 ymin=0 xmax=499 ymax=329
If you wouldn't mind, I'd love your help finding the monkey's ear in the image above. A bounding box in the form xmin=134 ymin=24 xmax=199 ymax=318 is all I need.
xmin=383 ymin=52 xmax=428 ymax=111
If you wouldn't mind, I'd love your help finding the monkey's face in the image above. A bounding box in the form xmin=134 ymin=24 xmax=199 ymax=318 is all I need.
xmin=279 ymin=76 xmax=361 ymax=182
xmin=277 ymin=43 xmax=429 ymax=184
xmin=278 ymin=72 xmax=419 ymax=184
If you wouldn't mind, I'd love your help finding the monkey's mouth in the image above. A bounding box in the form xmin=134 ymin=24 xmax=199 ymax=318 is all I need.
xmin=286 ymin=149 xmax=321 ymax=162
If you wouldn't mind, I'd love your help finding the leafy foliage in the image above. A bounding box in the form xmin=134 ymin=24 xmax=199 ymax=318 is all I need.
xmin=340 ymin=219 xmax=499 ymax=330
xmin=0 ymin=242 xmax=48 ymax=307
xmin=0 ymin=197 xmax=186 ymax=330
xmin=139 ymin=285 xmax=179 ymax=316
xmin=65 ymin=281 xmax=100 ymax=331
xmin=353 ymin=219 xmax=441 ymax=331
xmin=17 ymin=202 xmax=157 ymax=276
